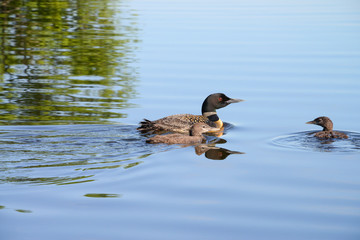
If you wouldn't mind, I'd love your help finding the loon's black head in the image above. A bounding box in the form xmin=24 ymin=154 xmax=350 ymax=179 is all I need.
xmin=306 ymin=116 xmax=333 ymax=131
xmin=201 ymin=93 xmax=243 ymax=114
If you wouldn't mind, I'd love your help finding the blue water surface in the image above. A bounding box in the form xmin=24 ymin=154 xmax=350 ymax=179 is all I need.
xmin=1 ymin=0 xmax=360 ymax=240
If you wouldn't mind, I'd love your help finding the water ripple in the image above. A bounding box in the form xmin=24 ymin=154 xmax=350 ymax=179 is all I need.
xmin=271 ymin=131 xmax=360 ymax=153
xmin=0 ymin=124 xmax=170 ymax=185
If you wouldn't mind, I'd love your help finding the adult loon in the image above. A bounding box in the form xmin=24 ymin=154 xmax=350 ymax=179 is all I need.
xmin=146 ymin=123 xmax=219 ymax=144
xmin=138 ymin=93 xmax=243 ymax=133
xmin=306 ymin=116 xmax=348 ymax=139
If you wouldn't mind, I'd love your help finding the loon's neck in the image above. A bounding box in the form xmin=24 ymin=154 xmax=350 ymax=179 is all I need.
xmin=202 ymin=111 xmax=223 ymax=128
xmin=189 ymin=129 xmax=206 ymax=138
xmin=322 ymin=119 xmax=333 ymax=132
xmin=322 ymin=126 xmax=333 ymax=131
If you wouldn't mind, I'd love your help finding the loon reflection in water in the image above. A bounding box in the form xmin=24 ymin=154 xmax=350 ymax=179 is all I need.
xmin=138 ymin=93 xmax=243 ymax=134
xmin=195 ymin=144 xmax=245 ymax=160
xmin=306 ymin=116 xmax=348 ymax=139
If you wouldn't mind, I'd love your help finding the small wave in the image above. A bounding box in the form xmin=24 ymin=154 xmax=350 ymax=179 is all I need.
xmin=0 ymin=124 xmax=171 ymax=185
xmin=271 ymin=131 xmax=360 ymax=153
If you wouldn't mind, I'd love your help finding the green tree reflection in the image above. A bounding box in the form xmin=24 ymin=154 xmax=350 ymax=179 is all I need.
xmin=0 ymin=0 xmax=139 ymax=125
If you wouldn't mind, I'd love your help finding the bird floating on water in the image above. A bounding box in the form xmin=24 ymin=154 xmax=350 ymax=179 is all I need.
xmin=138 ymin=93 xmax=244 ymax=134
xmin=146 ymin=123 xmax=220 ymax=144
xmin=306 ymin=116 xmax=348 ymax=139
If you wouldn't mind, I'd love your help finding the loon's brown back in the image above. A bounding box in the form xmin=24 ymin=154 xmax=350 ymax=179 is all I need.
xmin=314 ymin=131 xmax=348 ymax=139
xmin=138 ymin=114 xmax=209 ymax=134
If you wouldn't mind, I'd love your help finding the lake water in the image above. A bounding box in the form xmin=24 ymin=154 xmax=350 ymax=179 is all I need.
xmin=1 ymin=0 xmax=360 ymax=239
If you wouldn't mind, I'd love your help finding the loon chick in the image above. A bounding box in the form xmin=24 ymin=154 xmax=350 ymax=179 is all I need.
xmin=138 ymin=93 xmax=243 ymax=133
xmin=306 ymin=116 xmax=348 ymax=139
xmin=146 ymin=123 xmax=220 ymax=144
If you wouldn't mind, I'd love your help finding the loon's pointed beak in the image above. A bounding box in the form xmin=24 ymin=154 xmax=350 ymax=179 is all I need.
xmin=226 ymin=98 xmax=244 ymax=104
xmin=306 ymin=120 xmax=315 ymax=125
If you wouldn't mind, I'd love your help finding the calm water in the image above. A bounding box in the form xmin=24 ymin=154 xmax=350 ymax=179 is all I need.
xmin=1 ymin=0 xmax=360 ymax=239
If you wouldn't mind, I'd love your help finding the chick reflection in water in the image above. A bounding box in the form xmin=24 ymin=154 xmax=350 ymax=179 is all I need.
xmin=146 ymin=123 xmax=219 ymax=144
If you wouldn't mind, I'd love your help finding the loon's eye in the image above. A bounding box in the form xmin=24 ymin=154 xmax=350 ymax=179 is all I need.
xmin=218 ymin=97 xmax=222 ymax=102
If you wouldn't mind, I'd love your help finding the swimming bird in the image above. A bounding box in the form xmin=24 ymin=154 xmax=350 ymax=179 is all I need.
xmin=306 ymin=116 xmax=348 ymax=139
xmin=146 ymin=123 xmax=220 ymax=144
xmin=138 ymin=93 xmax=243 ymax=134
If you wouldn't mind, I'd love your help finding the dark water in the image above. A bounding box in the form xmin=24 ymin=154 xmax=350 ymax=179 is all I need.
xmin=1 ymin=0 xmax=360 ymax=240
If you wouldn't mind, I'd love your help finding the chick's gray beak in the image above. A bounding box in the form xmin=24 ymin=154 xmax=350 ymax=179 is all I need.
xmin=306 ymin=121 xmax=315 ymax=125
